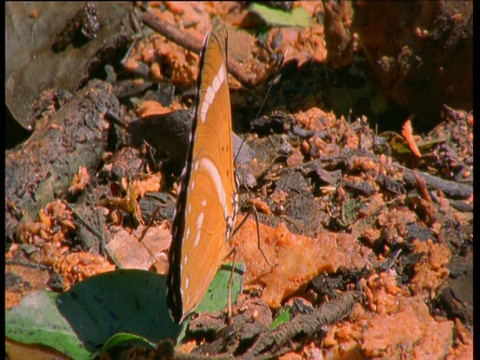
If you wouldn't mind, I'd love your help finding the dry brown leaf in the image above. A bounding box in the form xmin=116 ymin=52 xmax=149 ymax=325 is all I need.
xmin=402 ymin=119 xmax=422 ymax=157
xmin=295 ymin=107 xmax=333 ymax=131
xmin=286 ymin=148 xmax=304 ymax=167
xmin=136 ymin=101 xmax=170 ymax=118
xmin=6 ymin=338 xmax=70 ymax=360
xmin=38 ymin=208 xmax=52 ymax=228
xmin=134 ymin=223 xmax=171 ymax=275
xmin=14 ymin=220 xmax=50 ymax=244
xmin=106 ymin=227 xmax=155 ymax=270
xmin=44 ymin=200 xmax=71 ymax=221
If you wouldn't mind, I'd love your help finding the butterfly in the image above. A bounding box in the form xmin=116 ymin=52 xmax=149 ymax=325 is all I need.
xmin=167 ymin=33 xmax=238 ymax=324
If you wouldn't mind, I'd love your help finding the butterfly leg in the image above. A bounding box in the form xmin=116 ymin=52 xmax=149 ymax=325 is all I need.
xmin=227 ymin=246 xmax=237 ymax=323
xmin=230 ymin=205 xmax=275 ymax=268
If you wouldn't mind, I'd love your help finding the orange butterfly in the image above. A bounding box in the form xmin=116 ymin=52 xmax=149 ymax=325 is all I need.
xmin=167 ymin=33 xmax=238 ymax=324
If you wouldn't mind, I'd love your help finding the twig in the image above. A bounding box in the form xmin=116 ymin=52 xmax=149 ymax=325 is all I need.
xmin=65 ymin=203 xmax=103 ymax=240
xmin=6 ymin=259 xmax=51 ymax=271
xmin=395 ymin=164 xmax=472 ymax=200
xmin=141 ymin=11 xmax=255 ymax=89
xmin=301 ymin=150 xmax=473 ymax=200
xmin=240 ymin=291 xmax=361 ymax=359
xmin=142 ymin=11 xmax=202 ymax=53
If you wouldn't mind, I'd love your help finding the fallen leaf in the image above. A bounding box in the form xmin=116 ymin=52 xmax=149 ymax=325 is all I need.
xmin=136 ymin=101 xmax=170 ymax=117
xmin=106 ymin=227 xmax=155 ymax=270
xmin=401 ymin=119 xmax=422 ymax=157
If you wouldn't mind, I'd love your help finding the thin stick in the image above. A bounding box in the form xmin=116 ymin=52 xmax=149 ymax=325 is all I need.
xmin=141 ymin=11 xmax=255 ymax=89
xmin=65 ymin=203 xmax=103 ymax=240
xmin=385 ymin=248 xmax=402 ymax=272
xmin=227 ymin=247 xmax=237 ymax=323
xmin=137 ymin=205 xmax=162 ymax=242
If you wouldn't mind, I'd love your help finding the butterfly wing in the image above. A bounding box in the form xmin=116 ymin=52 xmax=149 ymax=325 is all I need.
xmin=167 ymin=33 xmax=237 ymax=323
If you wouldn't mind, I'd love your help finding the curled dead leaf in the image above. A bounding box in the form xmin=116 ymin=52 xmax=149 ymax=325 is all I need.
xmin=401 ymin=119 xmax=422 ymax=158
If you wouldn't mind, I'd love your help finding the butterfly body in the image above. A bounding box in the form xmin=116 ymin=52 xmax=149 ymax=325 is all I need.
xmin=167 ymin=33 xmax=237 ymax=324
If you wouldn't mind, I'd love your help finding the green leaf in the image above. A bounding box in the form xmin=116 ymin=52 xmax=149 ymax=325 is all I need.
xmin=195 ymin=262 xmax=245 ymax=315
xmin=337 ymin=198 xmax=365 ymax=228
xmin=6 ymin=291 xmax=91 ymax=360
xmin=6 ymin=270 xmax=182 ymax=358
xmin=95 ymin=332 xmax=156 ymax=356
xmin=250 ymin=3 xmax=311 ymax=28
xmin=5 ymin=266 xmax=244 ymax=356
xmin=270 ymin=307 xmax=292 ymax=329
xmin=171 ymin=263 xmax=244 ymax=345
xmin=378 ymin=131 xmax=412 ymax=156
xmin=56 ymin=270 xmax=182 ymax=351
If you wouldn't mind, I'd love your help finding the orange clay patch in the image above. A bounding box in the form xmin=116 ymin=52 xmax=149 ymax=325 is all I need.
xmin=5 ymin=265 xmax=50 ymax=309
xmin=230 ymin=217 xmax=372 ymax=308
xmin=410 ymin=239 xmax=451 ymax=296
xmin=53 ymin=252 xmax=115 ymax=290
xmin=362 ymin=295 xmax=453 ymax=358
